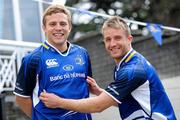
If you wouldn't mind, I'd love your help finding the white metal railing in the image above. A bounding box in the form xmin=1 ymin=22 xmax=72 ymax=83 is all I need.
xmin=0 ymin=39 xmax=40 ymax=93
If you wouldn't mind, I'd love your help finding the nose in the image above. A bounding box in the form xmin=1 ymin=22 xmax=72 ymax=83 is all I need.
xmin=55 ymin=24 xmax=62 ymax=30
xmin=110 ymin=39 xmax=116 ymax=47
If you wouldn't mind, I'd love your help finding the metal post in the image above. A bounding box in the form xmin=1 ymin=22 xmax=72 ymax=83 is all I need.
xmin=0 ymin=93 xmax=7 ymax=120
xmin=12 ymin=0 xmax=23 ymax=41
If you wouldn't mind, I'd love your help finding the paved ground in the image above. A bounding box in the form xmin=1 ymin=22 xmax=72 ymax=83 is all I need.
xmin=162 ymin=76 xmax=180 ymax=119
xmin=92 ymin=106 xmax=120 ymax=120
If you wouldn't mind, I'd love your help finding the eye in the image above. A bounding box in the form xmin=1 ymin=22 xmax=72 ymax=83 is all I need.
xmin=104 ymin=37 xmax=111 ymax=42
xmin=60 ymin=22 xmax=67 ymax=27
xmin=49 ymin=22 xmax=56 ymax=27
xmin=114 ymin=36 xmax=122 ymax=41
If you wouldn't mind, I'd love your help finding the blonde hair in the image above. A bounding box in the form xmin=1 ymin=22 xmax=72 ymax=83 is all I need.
xmin=102 ymin=16 xmax=131 ymax=36
xmin=42 ymin=4 xmax=71 ymax=27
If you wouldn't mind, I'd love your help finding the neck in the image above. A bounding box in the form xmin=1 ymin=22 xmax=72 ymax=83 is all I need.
xmin=114 ymin=47 xmax=133 ymax=65
xmin=56 ymin=43 xmax=68 ymax=52
xmin=114 ymin=59 xmax=121 ymax=64
xmin=47 ymin=40 xmax=68 ymax=53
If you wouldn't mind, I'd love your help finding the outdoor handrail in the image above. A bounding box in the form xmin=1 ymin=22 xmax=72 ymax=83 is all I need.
xmin=0 ymin=39 xmax=40 ymax=93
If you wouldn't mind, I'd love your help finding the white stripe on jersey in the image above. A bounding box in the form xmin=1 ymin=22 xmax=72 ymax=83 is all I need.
xmin=131 ymin=80 xmax=151 ymax=116
xmin=61 ymin=111 xmax=77 ymax=117
xmin=33 ymin=74 xmax=40 ymax=107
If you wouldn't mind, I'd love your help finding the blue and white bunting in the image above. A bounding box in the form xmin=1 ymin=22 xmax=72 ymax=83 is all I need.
xmin=147 ymin=23 xmax=163 ymax=45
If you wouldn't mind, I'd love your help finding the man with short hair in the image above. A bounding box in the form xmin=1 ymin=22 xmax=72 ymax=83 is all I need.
xmin=14 ymin=4 xmax=92 ymax=120
xmin=40 ymin=16 xmax=176 ymax=120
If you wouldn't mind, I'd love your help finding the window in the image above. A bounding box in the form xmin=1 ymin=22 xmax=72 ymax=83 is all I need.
xmin=19 ymin=0 xmax=42 ymax=43
xmin=0 ymin=0 xmax=15 ymax=40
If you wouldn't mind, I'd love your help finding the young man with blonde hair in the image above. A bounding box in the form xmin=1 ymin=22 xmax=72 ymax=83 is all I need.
xmin=14 ymin=4 xmax=92 ymax=120
xmin=40 ymin=16 xmax=176 ymax=120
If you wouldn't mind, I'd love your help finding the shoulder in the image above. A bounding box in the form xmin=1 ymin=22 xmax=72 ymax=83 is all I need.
xmin=71 ymin=44 xmax=89 ymax=56
xmin=129 ymin=53 xmax=148 ymax=80
xmin=22 ymin=47 xmax=44 ymax=68
xmin=118 ymin=53 xmax=147 ymax=81
xmin=71 ymin=44 xmax=87 ymax=51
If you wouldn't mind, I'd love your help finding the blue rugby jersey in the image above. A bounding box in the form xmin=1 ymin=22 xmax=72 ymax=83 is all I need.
xmin=105 ymin=49 xmax=176 ymax=120
xmin=14 ymin=41 xmax=92 ymax=120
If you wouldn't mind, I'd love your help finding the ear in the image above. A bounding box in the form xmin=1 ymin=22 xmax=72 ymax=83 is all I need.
xmin=69 ymin=24 xmax=72 ymax=32
xmin=42 ymin=25 xmax=46 ymax=32
xmin=127 ymin=35 xmax=133 ymax=43
xmin=42 ymin=25 xmax=47 ymax=37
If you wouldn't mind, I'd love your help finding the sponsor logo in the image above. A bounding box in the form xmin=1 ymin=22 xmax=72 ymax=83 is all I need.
xmin=46 ymin=59 xmax=59 ymax=68
xmin=63 ymin=64 xmax=74 ymax=71
xmin=50 ymin=72 xmax=85 ymax=81
xmin=75 ymin=55 xmax=84 ymax=65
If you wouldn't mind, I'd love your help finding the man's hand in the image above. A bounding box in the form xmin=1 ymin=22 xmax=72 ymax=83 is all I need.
xmin=39 ymin=92 xmax=61 ymax=108
xmin=87 ymin=76 xmax=103 ymax=96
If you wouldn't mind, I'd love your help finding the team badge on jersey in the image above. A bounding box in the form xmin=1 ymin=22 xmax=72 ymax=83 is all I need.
xmin=75 ymin=55 xmax=84 ymax=65
xmin=46 ymin=59 xmax=59 ymax=68
xmin=63 ymin=64 xmax=74 ymax=71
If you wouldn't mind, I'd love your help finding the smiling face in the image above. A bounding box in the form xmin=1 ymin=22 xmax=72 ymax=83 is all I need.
xmin=103 ymin=27 xmax=133 ymax=63
xmin=43 ymin=12 xmax=71 ymax=49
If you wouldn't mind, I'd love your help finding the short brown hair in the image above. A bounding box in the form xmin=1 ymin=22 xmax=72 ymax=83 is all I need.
xmin=42 ymin=4 xmax=71 ymax=26
xmin=102 ymin=16 xmax=131 ymax=36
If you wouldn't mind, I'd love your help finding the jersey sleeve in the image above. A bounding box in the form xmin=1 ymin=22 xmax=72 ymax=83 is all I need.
xmin=82 ymin=48 xmax=92 ymax=77
xmin=13 ymin=52 xmax=41 ymax=97
xmin=105 ymin=64 xmax=147 ymax=103
xmin=87 ymin=53 xmax=92 ymax=77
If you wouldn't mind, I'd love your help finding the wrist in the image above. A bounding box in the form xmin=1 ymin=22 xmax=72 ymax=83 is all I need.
xmin=97 ymin=88 xmax=103 ymax=95
xmin=57 ymin=97 xmax=64 ymax=108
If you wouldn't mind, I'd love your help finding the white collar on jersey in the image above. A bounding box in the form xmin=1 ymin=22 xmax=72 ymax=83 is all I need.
xmin=116 ymin=48 xmax=134 ymax=71
xmin=45 ymin=40 xmax=72 ymax=57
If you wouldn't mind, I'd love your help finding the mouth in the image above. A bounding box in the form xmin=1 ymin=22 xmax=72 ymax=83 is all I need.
xmin=110 ymin=48 xmax=119 ymax=53
xmin=53 ymin=33 xmax=64 ymax=38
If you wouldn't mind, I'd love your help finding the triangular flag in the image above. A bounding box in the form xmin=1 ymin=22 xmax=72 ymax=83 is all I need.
xmin=147 ymin=23 xmax=163 ymax=45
